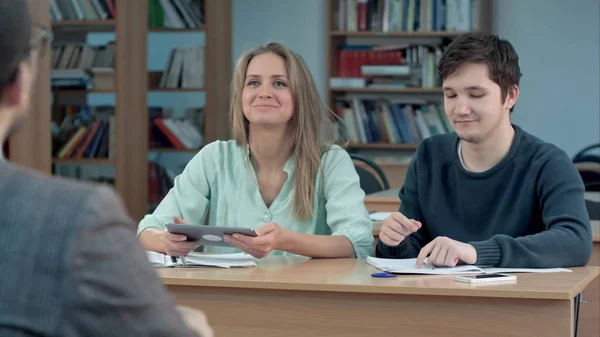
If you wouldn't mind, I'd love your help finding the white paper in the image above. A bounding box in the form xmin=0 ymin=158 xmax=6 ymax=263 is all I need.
xmin=184 ymin=252 xmax=257 ymax=268
xmin=146 ymin=251 xmax=177 ymax=267
xmin=367 ymin=256 xmax=483 ymax=275
xmin=369 ymin=212 xmax=392 ymax=221
xmin=481 ymin=267 xmax=571 ymax=274
xmin=367 ymin=256 xmax=573 ymax=275
xmin=146 ymin=251 xmax=257 ymax=268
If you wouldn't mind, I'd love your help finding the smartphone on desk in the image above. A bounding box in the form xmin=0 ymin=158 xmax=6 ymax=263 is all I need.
xmin=455 ymin=273 xmax=517 ymax=284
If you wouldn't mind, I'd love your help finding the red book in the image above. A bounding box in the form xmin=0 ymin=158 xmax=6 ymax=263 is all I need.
xmin=357 ymin=0 xmax=368 ymax=31
xmin=75 ymin=121 xmax=101 ymax=158
xmin=338 ymin=50 xmax=348 ymax=77
xmin=153 ymin=118 xmax=185 ymax=149
xmin=103 ymin=0 xmax=116 ymax=18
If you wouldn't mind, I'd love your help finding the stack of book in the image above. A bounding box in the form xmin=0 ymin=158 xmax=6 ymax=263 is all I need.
xmin=149 ymin=0 xmax=204 ymax=29
xmin=330 ymin=43 xmax=445 ymax=89
xmin=335 ymin=0 xmax=476 ymax=33
xmin=51 ymin=42 xmax=115 ymax=90
xmin=159 ymin=47 xmax=205 ymax=89
xmin=51 ymin=0 xmax=116 ymax=21
xmin=334 ymin=98 xmax=452 ymax=144
xmin=149 ymin=106 xmax=204 ymax=150
xmin=52 ymin=105 xmax=115 ymax=159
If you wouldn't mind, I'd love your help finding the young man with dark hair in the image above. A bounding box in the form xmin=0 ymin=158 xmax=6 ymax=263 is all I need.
xmin=376 ymin=32 xmax=592 ymax=269
xmin=0 ymin=1 xmax=212 ymax=336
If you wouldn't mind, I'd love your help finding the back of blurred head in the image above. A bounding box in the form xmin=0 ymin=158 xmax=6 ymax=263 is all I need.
xmin=0 ymin=0 xmax=38 ymax=143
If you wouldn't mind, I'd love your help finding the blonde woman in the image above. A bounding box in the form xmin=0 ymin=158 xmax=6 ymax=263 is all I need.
xmin=138 ymin=42 xmax=373 ymax=259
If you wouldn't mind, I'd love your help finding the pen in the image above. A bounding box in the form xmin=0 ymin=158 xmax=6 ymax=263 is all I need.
xmin=421 ymin=261 xmax=434 ymax=270
xmin=181 ymin=255 xmax=187 ymax=268
xmin=170 ymin=255 xmax=187 ymax=268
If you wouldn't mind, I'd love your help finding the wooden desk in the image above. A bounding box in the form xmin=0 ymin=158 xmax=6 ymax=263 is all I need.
xmin=577 ymin=163 xmax=600 ymax=173
xmin=360 ymin=162 xmax=599 ymax=191
xmin=356 ymin=161 xmax=409 ymax=189
xmin=364 ymin=188 xmax=400 ymax=212
xmin=159 ymin=257 xmax=598 ymax=337
xmin=364 ymin=188 xmax=600 ymax=214
xmin=372 ymin=220 xmax=600 ymax=337
xmin=581 ymin=220 xmax=600 ymax=337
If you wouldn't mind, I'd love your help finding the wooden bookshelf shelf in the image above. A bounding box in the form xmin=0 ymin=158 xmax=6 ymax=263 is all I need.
xmin=52 ymin=89 xmax=115 ymax=94
xmin=52 ymin=158 xmax=114 ymax=164
xmin=347 ymin=143 xmax=418 ymax=150
xmin=51 ymin=20 xmax=116 ymax=32
xmin=148 ymin=148 xmax=200 ymax=153
xmin=149 ymin=26 xmax=205 ymax=32
xmin=148 ymin=88 xmax=205 ymax=92
xmin=330 ymin=30 xmax=465 ymax=37
xmin=147 ymin=71 xmax=204 ymax=92
xmin=329 ymin=87 xmax=443 ymax=94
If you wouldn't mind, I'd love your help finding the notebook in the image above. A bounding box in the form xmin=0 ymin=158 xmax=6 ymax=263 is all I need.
xmin=366 ymin=256 xmax=572 ymax=275
xmin=147 ymin=251 xmax=257 ymax=268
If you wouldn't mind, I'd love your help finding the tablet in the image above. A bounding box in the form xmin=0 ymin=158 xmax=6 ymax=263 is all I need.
xmin=165 ymin=223 xmax=257 ymax=247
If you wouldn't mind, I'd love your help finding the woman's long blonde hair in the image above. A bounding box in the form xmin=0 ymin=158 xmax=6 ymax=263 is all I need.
xmin=230 ymin=42 xmax=338 ymax=220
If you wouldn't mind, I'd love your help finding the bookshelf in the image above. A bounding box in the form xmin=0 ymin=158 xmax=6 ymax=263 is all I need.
xmin=326 ymin=0 xmax=491 ymax=153
xmin=330 ymin=30 xmax=466 ymax=37
xmin=51 ymin=19 xmax=115 ymax=32
xmin=10 ymin=0 xmax=232 ymax=221
xmin=149 ymin=27 xmax=205 ymax=32
xmin=330 ymin=87 xmax=443 ymax=93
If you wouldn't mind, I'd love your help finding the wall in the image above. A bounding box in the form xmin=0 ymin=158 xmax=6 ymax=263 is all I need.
xmin=232 ymin=0 xmax=328 ymax=99
xmin=492 ymin=0 xmax=600 ymax=157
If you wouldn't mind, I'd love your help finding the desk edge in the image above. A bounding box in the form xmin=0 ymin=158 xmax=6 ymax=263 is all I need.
xmin=160 ymin=267 xmax=600 ymax=300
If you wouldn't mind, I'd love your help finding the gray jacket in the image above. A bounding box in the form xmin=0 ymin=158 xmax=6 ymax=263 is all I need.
xmin=0 ymin=161 xmax=199 ymax=336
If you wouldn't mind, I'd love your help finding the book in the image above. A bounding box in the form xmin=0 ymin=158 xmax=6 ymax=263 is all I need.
xmin=366 ymin=256 xmax=572 ymax=275
xmin=147 ymin=251 xmax=257 ymax=269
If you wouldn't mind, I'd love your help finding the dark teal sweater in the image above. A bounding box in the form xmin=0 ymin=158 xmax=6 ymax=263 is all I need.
xmin=376 ymin=125 xmax=593 ymax=268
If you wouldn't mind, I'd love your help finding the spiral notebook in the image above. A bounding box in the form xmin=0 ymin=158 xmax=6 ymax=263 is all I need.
xmin=147 ymin=251 xmax=257 ymax=268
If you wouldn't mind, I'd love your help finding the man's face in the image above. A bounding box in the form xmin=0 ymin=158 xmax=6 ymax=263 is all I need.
xmin=442 ymin=63 xmax=516 ymax=144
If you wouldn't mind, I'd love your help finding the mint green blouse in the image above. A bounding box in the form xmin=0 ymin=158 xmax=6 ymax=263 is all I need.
xmin=137 ymin=140 xmax=374 ymax=258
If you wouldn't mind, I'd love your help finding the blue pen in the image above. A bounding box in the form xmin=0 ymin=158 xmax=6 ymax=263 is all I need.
xmin=371 ymin=272 xmax=397 ymax=278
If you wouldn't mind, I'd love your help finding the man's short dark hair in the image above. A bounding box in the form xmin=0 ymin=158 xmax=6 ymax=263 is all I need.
xmin=0 ymin=0 xmax=32 ymax=90
xmin=438 ymin=32 xmax=522 ymax=112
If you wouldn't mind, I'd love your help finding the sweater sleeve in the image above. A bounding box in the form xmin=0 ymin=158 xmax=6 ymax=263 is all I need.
xmin=376 ymin=154 xmax=431 ymax=259
xmin=470 ymin=150 xmax=593 ymax=267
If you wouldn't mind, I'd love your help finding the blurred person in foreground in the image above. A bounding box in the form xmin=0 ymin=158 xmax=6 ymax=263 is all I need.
xmin=0 ymin=1 xmax=212 ymax=336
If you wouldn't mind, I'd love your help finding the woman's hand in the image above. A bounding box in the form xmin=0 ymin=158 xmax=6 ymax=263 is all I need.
xmin=224 ymin=222 xmax=289 ymax=259
xmin=161 ymin=216 xmax=199 ymax=256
